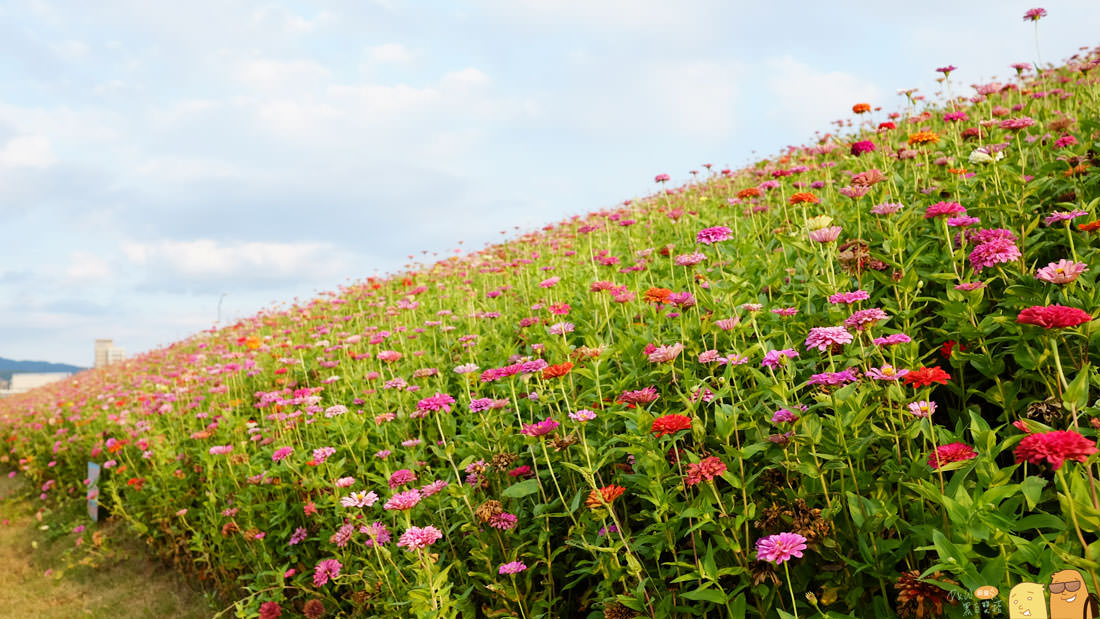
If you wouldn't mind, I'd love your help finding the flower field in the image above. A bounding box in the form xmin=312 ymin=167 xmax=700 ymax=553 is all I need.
xmin=4 ymin=22 xmax=1100 ymax=619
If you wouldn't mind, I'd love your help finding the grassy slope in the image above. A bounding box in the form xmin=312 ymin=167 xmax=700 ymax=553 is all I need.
xmin=0 ymin=475 xmax=213 ymax=618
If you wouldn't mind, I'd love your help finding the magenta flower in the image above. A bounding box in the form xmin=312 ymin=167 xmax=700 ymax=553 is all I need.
xmin=313 ymin=558 xmax=342 ymax=587
xmin=1036 ymin=259 xmax=1088 ymax=284
xmin=771 ymin=408 xmax=800 ymax=424
xmin=397 ymin=525 xmax=443 ymax=551
xmin=924 ymin=201 xmax=966 ymax=219
xmin=271 ymin=446 xmax=293 ymax=462
xmin=618 ymin=387 xmax=660 ymax=405
xmin=936 ymin=65 xmax=957 ymax=75
xmin=872 ymin=333 xmax=912 ymax=347
xmin=954 ymin=281 xmax=986 ymax=291
xmin=755 ymin=532 xmax=808 ymax=565
xmin=499 ymin=561 xmax=528 ymax=575
xmin=489 ymin=512 xmax=518 ymax=530
xmin=538 ymin=276 xmax=561 ymax=288
xmin=808 ymin=369 xmax=860 ymax=386
xmin=928 ymin=443 xmax=978 ymax=469
xmin=1023 ymin=7 xmax=1047 ymax=21
xmin=850 ymin=140 xmax=875 ymax=156
xmin=969 ymin=239 xmax=1021 ymax=271
xmin=871 ymin=202 xmax=904 ymax=215
xmin=521 ymin=417 xmax=560 ymax=437
xmin=361 ymin=521 xmax=391 ymax=547
xmin=289 ymin=527 xmax=308 ymax=545
xmin=1044 ymin=210 xmax=1089 ymax=226
xmin=209 ymin=445 xmax=233 ymax=456
xmin=696 ymin=226 xmax=733 ymax=245
xmin=761 ymin=349 xmax=799 ymax=369
xmin=416 ymin=392 xmax=455 ymax=414
xmin=804 ymin=326 xmax=854 ymax=352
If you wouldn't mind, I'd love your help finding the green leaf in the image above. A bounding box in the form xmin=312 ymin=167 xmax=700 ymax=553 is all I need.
xmin=501 ymin=479 xmax=541 ymax=498
xmin=1021 ymin=476 xmax=1047 ymax=509
xmin=679 ymin=586 xmax=727 ymax=605
xmin=1065 ymin=364 xmax=1092 ymax=411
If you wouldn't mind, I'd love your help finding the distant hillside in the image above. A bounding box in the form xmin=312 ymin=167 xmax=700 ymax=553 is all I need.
xmin=0 ymin=357 xmax=85 ymax=383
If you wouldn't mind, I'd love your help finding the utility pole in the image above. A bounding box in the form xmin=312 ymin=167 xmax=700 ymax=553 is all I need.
xmin=217 ymin=292 xmax=228 ymax=324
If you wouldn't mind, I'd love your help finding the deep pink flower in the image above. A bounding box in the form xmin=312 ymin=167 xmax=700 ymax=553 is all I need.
xmin=924 ymin=201 xmax=966 ymax=219
xmin=1017 ymin=305 xmax=1093 ymax=328
xmin=928 ymin=443 xmax=977 ymax=469
xmin=389 ymin=469 xmax=418 ymax=489
xmin=969 ymin=239 xmax=1020 ymax=271
xmin=521 ymin=417 xmax=560 ymax=437
xmin=313 ymin=558 xmax=342 ymax=587
xmin=755 ymin=532 xmax=808 ymax=564
xmin=850 ymin=140 xmax=876 ymax=156
xmin=828 ymin=290 xmax=869 ymax=304
xmin=808 ymin=226 xmax=842 ymax=243
xmin=397 ymin=525 xmax=443 ymax=551
xmin=844 ymin=308 xmax=890 ymax=331
xmin=1023 ymin=8 xmax=1047 ymax=21
xmin=499 ymin=561 xmax=527 ymax=575
xmin=684 ymin=456 xmax=727 ymax=486
xmin=696 ymin=226 xmax=733 ymax=245
xmin=1015 ymin=430 xmax=1097 ymax=470
xmin=271 ymin=446 xmax=293 ymax=462
xmin=384 ymin=489 xmax=422 ymax=511
xmin=804 ymin=326 xmax=854 ymax=352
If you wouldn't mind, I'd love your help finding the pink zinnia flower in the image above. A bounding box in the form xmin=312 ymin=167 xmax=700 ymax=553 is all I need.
xmin=209 ymin=445 xmax=233 ymax=456
xmin=521 ymin=417 xmax=560 ymax=437
xmin=569 ymin=409 xmax=597 ymax=422
xmin=1023 ymin=7 xmax=1047 ymax=21
xmin=954 ymin=281 xmax=986 ymax=291
xmin=867 ymin=364 xmax=909 ymax=381
xmin=1044 ymin=210 xmax=1089 ymax=226
xmin=489 ymin=512 xmax=518 ymax=530
xmin=417 ymin=392 xmax=455 ymax=414
xmin=755 ymin=532 xmax=808 ymax=565
xmin=1015 ymin=430 xmax=1097 ymax=470
xmin=872 ymin=333 xmax=912 ymax=346
xmin=808 ymin=226 xmax=842 ymax=243
xmin=761 ymin=348 xmax=799 ymax=369
xmin=389 ymin=469 xmax=418 ymax=489
xmin=828 ymin=290 xmax=869 ymax=304
xmin=924 ymin=201 xmax=966 ymax=219
xmin=771 ymin=408 xmax=800 ymax=424
xmin=907 ymin=401 xmax=936 ymax=418
xmin=715 ymin=317 xmax=741 ymax=330
xmin=271 ymin=446 xmax=293 ymax=462
xmin=361 ymin=521 xmax=391 ymax=546
xmin=675 ymin=252 xmax=706 ymax=266
xmin=684 ymin=456 xmax=727 ymax=486
xmin=696 ymin=226 xmax=733 ymax=245
xmin=808 ymin=369 xmax=860 ymax=386
xmin=384 ymin=489 xmax=422 ymax=511
xmin=548 ymin=322 xmax=575 ymax=335
xmin=928 ymin=443 xmax=977 ymax=469
xmin=334 ymin=476 xmax=356 ymax=488
xmin=647 ymin=343 xmax=684 ymax=363
xmin=397 ymin=525 xmax=443 ymax=551
xmin=844 ymin=308 xmax=890 ymax=331
xmin=999 ymin=117 xmax=1035 ymax=131
xmin=871 ymin=202 xmax=904 ymax=215
xmin=340 ymin=490 xmax=378 ymax=508
xmin=969 ymin=239 xmax=1020 ymax=271
xmin=538 ymin=276 xmax=560 ymax=288
xmin=1036 ymin=259 xmax=1088 ymax=284
xmin=850 ymin=140 xmax=875 ymax=156
xmin=313 ymin=558 xmax=342 ymax=587
xmin=804 ymin=326 xmax=853 ymax=352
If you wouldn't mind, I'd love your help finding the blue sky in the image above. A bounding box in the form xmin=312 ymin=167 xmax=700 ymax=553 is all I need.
xmin=2 ymin=0 xmax=1098 ymax=366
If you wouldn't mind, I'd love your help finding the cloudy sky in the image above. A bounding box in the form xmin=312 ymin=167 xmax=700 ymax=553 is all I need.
xmin=2 ymin=1 xmax=1098 ymax=366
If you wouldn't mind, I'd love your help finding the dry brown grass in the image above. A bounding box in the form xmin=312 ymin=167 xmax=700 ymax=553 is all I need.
xmin=0 ymin=475 xmax=215 ymax=619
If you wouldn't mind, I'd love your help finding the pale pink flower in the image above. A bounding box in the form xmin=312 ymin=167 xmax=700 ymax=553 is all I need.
xmin=1036 ymin=259 xmax=1088 ymax=284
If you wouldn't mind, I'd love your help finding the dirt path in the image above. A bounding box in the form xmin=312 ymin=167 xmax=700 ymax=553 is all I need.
xmin=0 ymin=475 xmax=214 ymax=619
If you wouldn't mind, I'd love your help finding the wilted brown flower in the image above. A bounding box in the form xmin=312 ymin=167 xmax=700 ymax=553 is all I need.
xmin=475 ymin=500 xmax=504 ymax=523
xmin=756 ymin=498 xmax=831 ymax=543
xmin=603 ymin=601 xmax=638 ymax=619
xmin=1024 ymin=397 xmax=1066 ymax=425
xmin=491 ymin=452 xmax=518 ymax=471
xmin=303 ymin=599 xmax=326 ymax=619
xmin=895 ymin=570 xmax=957 ymax=618
xmin=548 ymin=434 xmax=578 ymax=452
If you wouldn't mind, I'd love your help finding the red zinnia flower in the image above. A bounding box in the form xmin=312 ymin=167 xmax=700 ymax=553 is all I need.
xmin=789 ymin=192 xmax=819 ymax=205
xmin=586 ymin=484 xmax=626 ymax=509
xmin=737 ymin=186 xmax=763 ymax=199
xmin=541 ymin=362 xmax=574 ymax=379
xmin=1015 ymin=430 xmax=1098 ymax=470
xmin=1017 ymin=305 xmax=1093 ymax=329
xmin=903 ymin=366 xmax=951 ymax=388
xmin=651 ymin=414 xmax=693 ymax=437
xmin=928 ymin=443 xmax=977 ymax=469
xmin=643 ymin=287 xmax=673 ymax=304
xmin=852 ymin=102 xmax=871 ymax=114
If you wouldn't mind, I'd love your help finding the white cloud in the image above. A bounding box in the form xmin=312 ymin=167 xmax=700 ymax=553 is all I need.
xmin=442 ymin=68 xmax=490 ymax=89
xmin=0 ymin=135 xmax=55 ymax=167
xmin=50 ymin=39 xmax=88 ymax=61
xmin=122 ymin=239 xmax=348 ymax=283
xmin=765 ymin=56 xmax=882 ymax=136
xmin=232 ymin=57 xmax=332 ymax=91
xmin=366 ymin=43 xmax=417 ymax=66
xmin=65 ymin=251 xmax=111 ymax=281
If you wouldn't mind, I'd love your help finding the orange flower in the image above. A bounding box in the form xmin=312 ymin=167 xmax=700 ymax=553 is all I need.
xmin=789 ymin=192 xmax=819 ymax=205
xmin=852 ymin=102 xmax=871 ymax=114
xmin=585 ymin=484 xmax=626 ymax=509
xmin=541 ymin=362 xmax=574 ymax=380
xmin=245 ymin=335 xmax=262 ymax=350
xmin=907 ymin=131 xmax=940 ymax=146
xmin=947 ymin=168 xmax=968 ymax=175
xmin=737 ymin=186 xmax=763 ymax=200
xmin=651 ymin=414 xmax=693 ymax=437
xmin=1078 ymin=219 xmax=1100 ymax=232
xmin=643 ymin=287 xmax=672 ymax=304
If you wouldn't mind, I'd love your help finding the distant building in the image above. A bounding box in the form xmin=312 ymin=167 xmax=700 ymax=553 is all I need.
xmin=94 ymin=339 xmax=126 ymax=368
xmin=0 ymin=372 xmax=70 ymax=397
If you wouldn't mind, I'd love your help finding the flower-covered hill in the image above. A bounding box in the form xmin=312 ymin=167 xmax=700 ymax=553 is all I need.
xmin=4 ymin=34 xmax=1100 ymax=619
